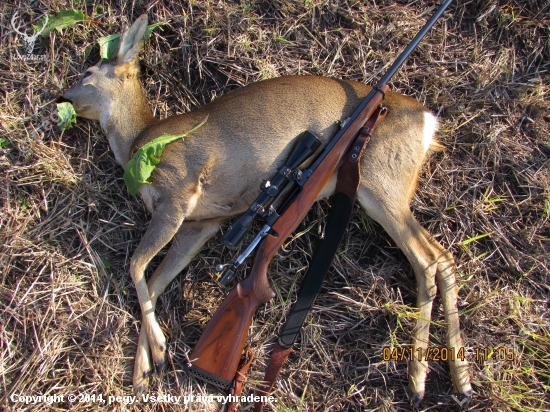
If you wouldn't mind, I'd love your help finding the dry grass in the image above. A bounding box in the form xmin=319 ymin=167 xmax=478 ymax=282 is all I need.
xmin=1 ymin=0 xmax=549 ymax=411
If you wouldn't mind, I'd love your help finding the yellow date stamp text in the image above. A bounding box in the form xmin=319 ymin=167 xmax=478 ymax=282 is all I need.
xmin=382 ymin=346 xmax=516 ymax=362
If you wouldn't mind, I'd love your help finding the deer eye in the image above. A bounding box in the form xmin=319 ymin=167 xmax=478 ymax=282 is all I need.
xmin=82 ymin=71 xmax=92 ymax=79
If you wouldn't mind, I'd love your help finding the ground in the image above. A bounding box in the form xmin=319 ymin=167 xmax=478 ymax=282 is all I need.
xmin=1 ymin=0 xmax=549 ymax=411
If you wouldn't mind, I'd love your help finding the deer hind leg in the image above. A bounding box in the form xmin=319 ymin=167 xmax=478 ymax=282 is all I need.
xmin=133 ymin=217 xmax=223 ymax=394
xmin=356 ymin=193 xmax=471 ymax=405
xmin=429 ymin=227 xmax=472 ymax=404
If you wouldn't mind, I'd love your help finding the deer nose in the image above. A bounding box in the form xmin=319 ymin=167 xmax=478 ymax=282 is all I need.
xmin=57 ymin=95 xmax=72 ymax=104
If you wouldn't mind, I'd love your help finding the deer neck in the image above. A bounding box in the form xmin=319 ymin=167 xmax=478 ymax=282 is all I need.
xmin=100 ymin=84 xmax=156 ymax=166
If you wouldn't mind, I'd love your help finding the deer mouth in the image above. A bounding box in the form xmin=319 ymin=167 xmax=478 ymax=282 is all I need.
xmin=57 ymin=95 xmax=91 ymax=115
xmin=57 ymin=95 xmax=72 ymax=104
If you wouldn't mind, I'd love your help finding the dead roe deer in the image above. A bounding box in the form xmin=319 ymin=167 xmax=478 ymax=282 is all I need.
xmin=62 ymin=14 xmax=472 ymax=405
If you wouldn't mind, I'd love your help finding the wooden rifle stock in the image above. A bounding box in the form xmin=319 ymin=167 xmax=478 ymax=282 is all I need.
xmin=187 ymin=254 xmax=273 ymax=387
xmin=188 ymin=85 xmax=389 ymax=387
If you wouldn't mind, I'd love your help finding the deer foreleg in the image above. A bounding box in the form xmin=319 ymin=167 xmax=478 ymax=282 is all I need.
xmin=129 ymin=203 xmax=185 ymax=380
xmin=132 ymin=217 xmax=223 ymax=394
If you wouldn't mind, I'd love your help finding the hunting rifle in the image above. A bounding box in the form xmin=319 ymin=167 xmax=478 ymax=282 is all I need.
xmin=188 ymin=0 xmax=454 ymax=400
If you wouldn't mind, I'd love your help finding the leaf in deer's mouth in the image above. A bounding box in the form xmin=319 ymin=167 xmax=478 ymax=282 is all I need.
xmin=56 ymin=102 xmax=77 ymax=130
xmin=123 ymin=116 xmax=208 ymax=196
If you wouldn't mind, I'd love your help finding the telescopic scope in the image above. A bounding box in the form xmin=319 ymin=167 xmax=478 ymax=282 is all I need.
xmin=220 ymin=131 xmax=321 ymax=249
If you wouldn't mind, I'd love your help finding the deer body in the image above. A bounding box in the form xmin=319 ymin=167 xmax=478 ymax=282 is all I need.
xmin=134 ymin=76 xmax=429 ymax=220
xmin=63 ymin=15 xmax=471 ymax=406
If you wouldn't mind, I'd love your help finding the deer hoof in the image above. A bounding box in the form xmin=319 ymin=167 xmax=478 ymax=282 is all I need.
xmin=457 ymin=390 xmax=473 ymax=408
xmin=411 ymin=392 xmax=424 ymax=408
xmin=133 ymin=371 xmax=150 ymax=396
xmin=153 ymin=356 xmax=167 ymax=375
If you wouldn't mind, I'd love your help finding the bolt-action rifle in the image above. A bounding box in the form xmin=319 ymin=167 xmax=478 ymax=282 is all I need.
xmin=187 ymin=0 xmax=454 ymax=398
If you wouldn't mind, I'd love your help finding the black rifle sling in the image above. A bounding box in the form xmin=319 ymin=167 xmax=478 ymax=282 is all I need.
xmin=278 ymin=192 xmax=355 ymax=348
xmin=253 ymin=106 xmax=388 ymax=411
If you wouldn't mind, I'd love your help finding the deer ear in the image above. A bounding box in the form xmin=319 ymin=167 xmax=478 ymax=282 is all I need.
xmin=117 ymin=14 xmax=148 ymax=64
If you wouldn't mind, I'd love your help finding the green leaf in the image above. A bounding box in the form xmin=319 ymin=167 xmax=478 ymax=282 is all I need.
xmin=101 ymin=259 xmax=111 ymax=269
xmin=98 ymin=34 xmax=121 ymax=60
xmin=56 ymin=102 xmax=77 ymax=130
xmin=124 ymin=116 xmax=208 ymax=195
xmin=35 ymin=9 xmax=90 ymax=36
xmin=98 ymin=22 xmax=165 ymax=60
xmin=0 ymin=137 xmax=10 ymax=148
